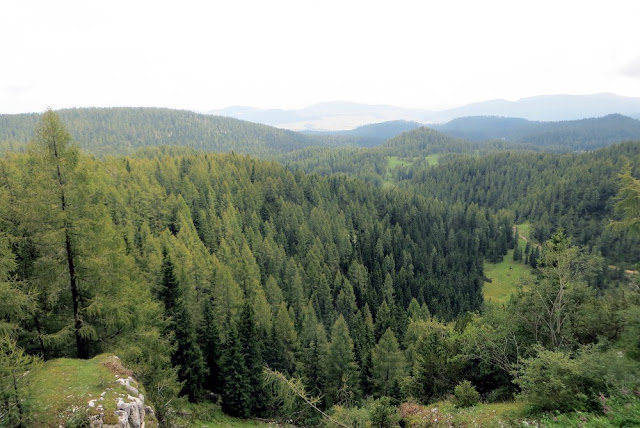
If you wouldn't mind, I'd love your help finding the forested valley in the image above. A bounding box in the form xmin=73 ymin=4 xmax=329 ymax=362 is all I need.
xmin=1 ymin=110 xmax=639 ymax=427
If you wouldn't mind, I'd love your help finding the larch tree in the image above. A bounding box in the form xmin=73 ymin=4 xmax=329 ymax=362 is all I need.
xmin=20 ymin=110 xmax=141 ymax=359
xmin=371 ymin=328 xmax=405 ymax=397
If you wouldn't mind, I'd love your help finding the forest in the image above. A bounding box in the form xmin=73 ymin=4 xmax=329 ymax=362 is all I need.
xmin=0 ymin=110 xmax=639 ymax=427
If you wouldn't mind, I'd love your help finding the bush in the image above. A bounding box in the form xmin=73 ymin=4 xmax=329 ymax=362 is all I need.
xmin=515 ymin=345 xmax=640 ymax=413
xmin=324 ymin=405 xmax=369 ymax=428
xmin=369 ymin=397 xmax=399 ymax=428
xmin=451 ymin=380 xmax=480 ymax=408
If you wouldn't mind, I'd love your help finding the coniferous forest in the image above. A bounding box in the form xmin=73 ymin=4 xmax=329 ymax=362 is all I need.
xmin=1 ymin=109 xmax=640 ymax=427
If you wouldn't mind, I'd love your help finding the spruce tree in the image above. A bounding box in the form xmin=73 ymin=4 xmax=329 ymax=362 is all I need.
xmin=220 ymin=328 xmax=251 ymax=417
xmin=238 ymin=303 xmax=265 ymax=415
xmin=199 ymin=297 xmax=221 ymax=393
xmin=160 ymin=249 xmax=207 ymax=402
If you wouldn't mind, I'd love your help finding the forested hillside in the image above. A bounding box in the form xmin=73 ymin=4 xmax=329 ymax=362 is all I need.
xmin=0 ymin=107 xmax=362 ymax=157
xmin=433 ymin=114 xmax=640 ymax=151
xmin=2 ymin=112 xmax=639 ymax=427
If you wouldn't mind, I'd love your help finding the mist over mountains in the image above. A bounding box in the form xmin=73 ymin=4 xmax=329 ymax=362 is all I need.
xmin=208 ymin=93 xmax=640 ymax=131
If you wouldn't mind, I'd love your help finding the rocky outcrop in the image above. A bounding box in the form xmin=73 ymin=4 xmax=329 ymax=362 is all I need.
xmin=88 ymin=356 xmax=156 ymax=428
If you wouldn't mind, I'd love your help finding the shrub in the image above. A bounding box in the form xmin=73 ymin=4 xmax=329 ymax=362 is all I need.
xmin=451 ymin=380 xmax=480 ymax=408
xmin=369 ymin=397 xmax=400 ymax=428
xmin=515 ymin=345 xmax=640 ymax=413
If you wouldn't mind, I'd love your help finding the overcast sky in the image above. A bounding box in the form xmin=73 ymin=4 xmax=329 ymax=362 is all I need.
xmin=2 ymin=0 xmax=640 ymax=114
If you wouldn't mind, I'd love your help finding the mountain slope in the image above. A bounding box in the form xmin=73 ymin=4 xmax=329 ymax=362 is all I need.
xmin=433 ymin=114 xmax=640 ymax=150
xmin=0 ymin=107 xmax=357 ymax=156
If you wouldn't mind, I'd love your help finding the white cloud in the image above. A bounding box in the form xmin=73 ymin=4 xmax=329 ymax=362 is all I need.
xmin=2 ymin=0 xmax=640 ymax=113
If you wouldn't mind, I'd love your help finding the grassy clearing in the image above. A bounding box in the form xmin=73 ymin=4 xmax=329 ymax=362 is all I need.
xmin=483 ymin=249 xmax=534 ymax=304
xmin=483 ymin=223 xmax=536 ymax=304
xmin=176 ymin=402 xmax=276 ymax=428
xmin=516 ymin=222 xmax=532 ymax=241
xmin=425 ymin=153 xmax=441 ymax=166
xmin=386 ymin=155 xmax=412 ymax=169
xmin=25 ymin=354 xmax=140 ymax=427
xmin=400 ymin=400 xmax=529 ymax=427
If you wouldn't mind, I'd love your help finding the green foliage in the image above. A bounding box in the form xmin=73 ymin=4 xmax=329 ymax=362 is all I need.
xmin=368 ymin=397 xmax=400 ymax=428
xmin=451 ymin=380 xmax=480 ymax=408
xmin=159 ymin=249 xmax=206 ymax=402
xmin=1 ymin=114 xmax=640 ymax=423
xmin=220 ymin=329 xmax=251 ymax=417
xmin=516 ymin=346 xmax=639 ymax=413
xmin=324 ymin=315 xmax=360 ymax=407
xmin=612 ymin=164 xmax=640 ymax=237
xmin=0 ymin=336 xmax=39 ymax=427
xmin=371 ymin=329 xmax=405 ymax=397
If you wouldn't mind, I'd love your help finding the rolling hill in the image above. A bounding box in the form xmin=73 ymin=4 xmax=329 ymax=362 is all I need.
xmin=0 ymin=107 xmax=362 ymax=157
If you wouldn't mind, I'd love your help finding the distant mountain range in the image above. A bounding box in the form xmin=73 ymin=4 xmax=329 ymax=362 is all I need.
xmin=208 ymin=93 xmax=640 ymax=131
xmin=2 ymin=107 xmax=639 ymax=158
xmin=432 ymin=114 xmax=640 ymax=151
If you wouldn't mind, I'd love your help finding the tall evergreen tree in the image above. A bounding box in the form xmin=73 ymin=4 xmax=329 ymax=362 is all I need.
xmin=324 ymin=315 xmax=360 ymax=407
xmin=238 ymin=303 xmax=265 ymax=415
xmin=199 ymin=297 xmax=221 ymax=393
xmin=371 ymin=328 xmax=405 ymax=397
xmin=159 ymin=249 xmax=207 ymax=401
xmin=18 ymin=110 xmax=142 ymax=358
xmin=219 ymin=328 xmax=251 ymax=417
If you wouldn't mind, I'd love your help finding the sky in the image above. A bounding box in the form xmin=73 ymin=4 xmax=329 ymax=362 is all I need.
xmin=2 ymin=0 xmax=640 ymax=114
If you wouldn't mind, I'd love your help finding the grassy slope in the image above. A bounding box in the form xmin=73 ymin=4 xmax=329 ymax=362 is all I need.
xmin=400 ymin=400 xmax=530 ymax=427
xmin=483 ymin=224 xmax=534 ymax=304
xmin=25 ymin=354 xmax=149 ymax=427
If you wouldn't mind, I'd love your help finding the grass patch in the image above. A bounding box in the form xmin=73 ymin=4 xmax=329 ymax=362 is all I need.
xmin=483 ymin=249 xmax=534 ymax=304
xmin=425 ymin=153 xmax=441 ymax=166
xmin=515 ymin=222 xmax=532 ymax=242
xmin=24 ymin=354 xmax=142 ymax=427
xmin=177 ymin=401 xmax=276 ymax=428
xmin=399 ymin=400 xmax=529 ymax=427
xmin=386 ymin=155 xmax=412 ymax=169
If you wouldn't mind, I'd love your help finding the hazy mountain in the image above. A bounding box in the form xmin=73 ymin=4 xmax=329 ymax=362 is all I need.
xmin=433 ymin=114 xmax=640 ymax=151
xmin=209 ymin=93 xmax=640 ymax=130
xmin=432 ymin=93 xmax=640 ymax=122
xmin=302 ymin=120 xmax=422 ymax=147
xmin=209 ymin=101 xmax=430 ymax=131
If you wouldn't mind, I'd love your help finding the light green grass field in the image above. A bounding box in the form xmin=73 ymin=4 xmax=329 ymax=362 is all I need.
xmin=483 ymin=226 xmax=535 ymax=304
xmin=425 ymin=153 xmax=441 ymax=166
